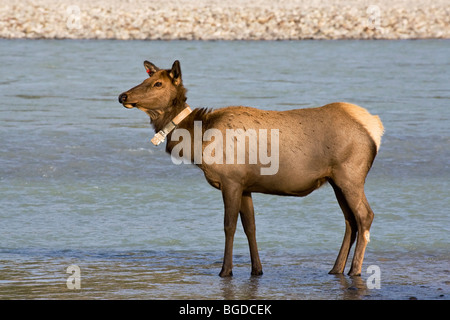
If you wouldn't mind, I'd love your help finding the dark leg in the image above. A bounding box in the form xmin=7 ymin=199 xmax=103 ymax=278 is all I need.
xmin=328 ymin=159 xmax=375 ymax=275
xmin=329 ymin=180 xmax=357 ymax=274
xmin=240 ymin=192 xmax=263 ymax=276
xmin=219 ymin=183 xmax=243 ymax=277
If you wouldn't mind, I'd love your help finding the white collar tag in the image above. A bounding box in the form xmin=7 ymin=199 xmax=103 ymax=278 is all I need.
xmin=151 ymin=105 xmax=192 ymax=146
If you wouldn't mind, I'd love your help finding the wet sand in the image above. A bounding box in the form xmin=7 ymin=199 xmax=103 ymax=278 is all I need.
xmin=1 ymin=248 xmax=448 ymax=300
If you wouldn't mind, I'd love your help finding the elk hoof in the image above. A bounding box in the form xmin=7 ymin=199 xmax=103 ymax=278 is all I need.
xmin=219 ymin=268 xmax=233 ymax=277
xmin=219 ymin=266 xmax=233 ymax=278
xmin=348 ymin=270 xmax=362 ymax=277
xmin=251 ymin=269 xmax=263 ymax=276
xmin=328 ymin=268 xmax=344 ymax=275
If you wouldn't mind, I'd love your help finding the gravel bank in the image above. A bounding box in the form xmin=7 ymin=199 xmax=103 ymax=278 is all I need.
xmin=1 ymin=0 xmax=449 ymax=40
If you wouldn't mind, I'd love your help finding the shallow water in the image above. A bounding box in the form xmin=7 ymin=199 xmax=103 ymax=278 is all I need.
xmin=0 ymin=39 xmax=449 ymax=300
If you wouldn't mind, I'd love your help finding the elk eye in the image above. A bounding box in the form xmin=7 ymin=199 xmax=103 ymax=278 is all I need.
xmin=153 ymin=81 xmax=162 ymax=87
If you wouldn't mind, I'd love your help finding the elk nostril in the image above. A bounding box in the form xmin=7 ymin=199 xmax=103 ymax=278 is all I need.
xmin=118 ymin=93 xmax=127 ymax=103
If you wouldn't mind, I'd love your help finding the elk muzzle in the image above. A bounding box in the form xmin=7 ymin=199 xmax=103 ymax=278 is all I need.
xmin=118 ymin=93 xmax=135 ymax=109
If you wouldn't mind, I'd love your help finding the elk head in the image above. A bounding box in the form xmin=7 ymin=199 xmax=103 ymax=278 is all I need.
xmin=118 ymin=60 xmax=186 ymax=121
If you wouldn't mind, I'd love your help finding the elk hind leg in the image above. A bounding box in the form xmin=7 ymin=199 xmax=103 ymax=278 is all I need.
xmin=347 ymin=192 xmax=374 ymax=276
xmin=329 ymin=180 xmax=357 ymax=274
xmin=332 ymin=177 xmax=374 ymax=276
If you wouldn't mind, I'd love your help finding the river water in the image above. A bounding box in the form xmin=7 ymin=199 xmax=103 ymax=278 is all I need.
xmin=0 ymin=39 xmax=448 ymax=300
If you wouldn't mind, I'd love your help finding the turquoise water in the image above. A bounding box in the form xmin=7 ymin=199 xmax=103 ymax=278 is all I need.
xmin=0 ymin=39 xmax=449 ymax=300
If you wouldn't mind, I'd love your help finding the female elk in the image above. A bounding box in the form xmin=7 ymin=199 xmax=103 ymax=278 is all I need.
xmin=119 ymin=60 xmax=384 ymax=277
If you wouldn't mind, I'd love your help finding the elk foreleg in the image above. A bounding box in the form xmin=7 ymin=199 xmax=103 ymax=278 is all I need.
xmin=240 ymin=192 xmax=263 ymax=276
xmin=219 ymin=183 xmax=243 ymax=277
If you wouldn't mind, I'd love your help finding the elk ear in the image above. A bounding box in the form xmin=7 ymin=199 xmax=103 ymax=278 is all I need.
xmin=169 ymin=60 xmax=182 ymax=85
xmin=143 ymin=60 xmax=159 ymax=77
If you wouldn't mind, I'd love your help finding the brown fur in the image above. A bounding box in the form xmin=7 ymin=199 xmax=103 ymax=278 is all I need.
xmin=119 ymin=60 xmax=384 ymax=277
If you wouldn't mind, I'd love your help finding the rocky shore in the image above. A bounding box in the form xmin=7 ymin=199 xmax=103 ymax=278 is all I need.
xmin=0 ymin=0 xmax=448 ymax=40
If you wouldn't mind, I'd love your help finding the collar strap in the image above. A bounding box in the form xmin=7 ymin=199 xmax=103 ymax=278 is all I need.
xmin=151 ymin=105 xmax=193 ymax=146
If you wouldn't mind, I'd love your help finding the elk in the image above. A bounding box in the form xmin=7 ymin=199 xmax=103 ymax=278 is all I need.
xmin=118 ymin=60 xmax=384 ymax=277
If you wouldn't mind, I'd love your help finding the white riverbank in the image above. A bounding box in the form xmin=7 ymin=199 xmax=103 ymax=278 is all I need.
xmin=0 ymin=0 xmax=448 ymax=40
